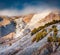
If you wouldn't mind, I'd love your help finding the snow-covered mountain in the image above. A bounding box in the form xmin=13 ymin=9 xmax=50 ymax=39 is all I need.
xmin=33 ymin=11 xmax=60 ymax=29
xmin=0 ymin=10 xmax=60 ymax=55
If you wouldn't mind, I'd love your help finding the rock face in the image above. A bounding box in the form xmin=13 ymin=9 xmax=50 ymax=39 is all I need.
xmin=0 ymin=11 xmax=60 ymax=38
xmin=0 ymin=10 xmax=60 ymax=55
xmin=34 ymin=11 xmax=60 ymax=28
xmin=23 ymin=14 xmax=34 ymax=23
xmin=40 ymin=12 xmax=60 ymax=23
xmin=0 ymin=32 xmax=15 ymax=43
xmin=0 ymin=17 xmax=15 ymax=44
xmin=0 ymin=14 xmax=33 ymax=41
xmin=0 ymin=16 xmax=10 ymax=26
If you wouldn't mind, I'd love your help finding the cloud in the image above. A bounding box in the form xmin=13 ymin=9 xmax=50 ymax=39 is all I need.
xmin=0 ymin=5 xmax=59 ymax=16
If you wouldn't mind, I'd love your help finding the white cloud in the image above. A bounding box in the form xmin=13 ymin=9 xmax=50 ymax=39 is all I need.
xmin=0 ymin=5 xmax=59 ymax=16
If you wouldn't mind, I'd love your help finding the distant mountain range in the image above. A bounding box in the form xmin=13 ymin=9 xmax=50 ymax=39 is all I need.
xmin=0 ymin=10 xmax=60 ymax=37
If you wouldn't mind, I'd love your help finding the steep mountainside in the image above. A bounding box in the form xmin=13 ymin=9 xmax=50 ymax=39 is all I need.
xmin=34 ymin=11 xmax=60 ymax=28
xmin=0 ymin=10 xmax=60 ymax=55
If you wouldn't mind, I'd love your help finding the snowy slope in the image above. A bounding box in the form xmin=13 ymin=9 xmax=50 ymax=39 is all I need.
xmin=28 ymin=10 xmax=51 ymax=29
xmin=0 ymin=11 xmax=60 ymax=55
xmin=16 ymin=23 xmax=60 ymax=55
xmin=0 ymin=23 xmax=59 ymax=55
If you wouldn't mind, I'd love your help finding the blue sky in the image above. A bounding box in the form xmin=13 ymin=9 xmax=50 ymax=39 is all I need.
xmin=0 ymin=0 xmax=60 ymax=9
xmin=0 ymin=0 xmax=60 ymax=16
